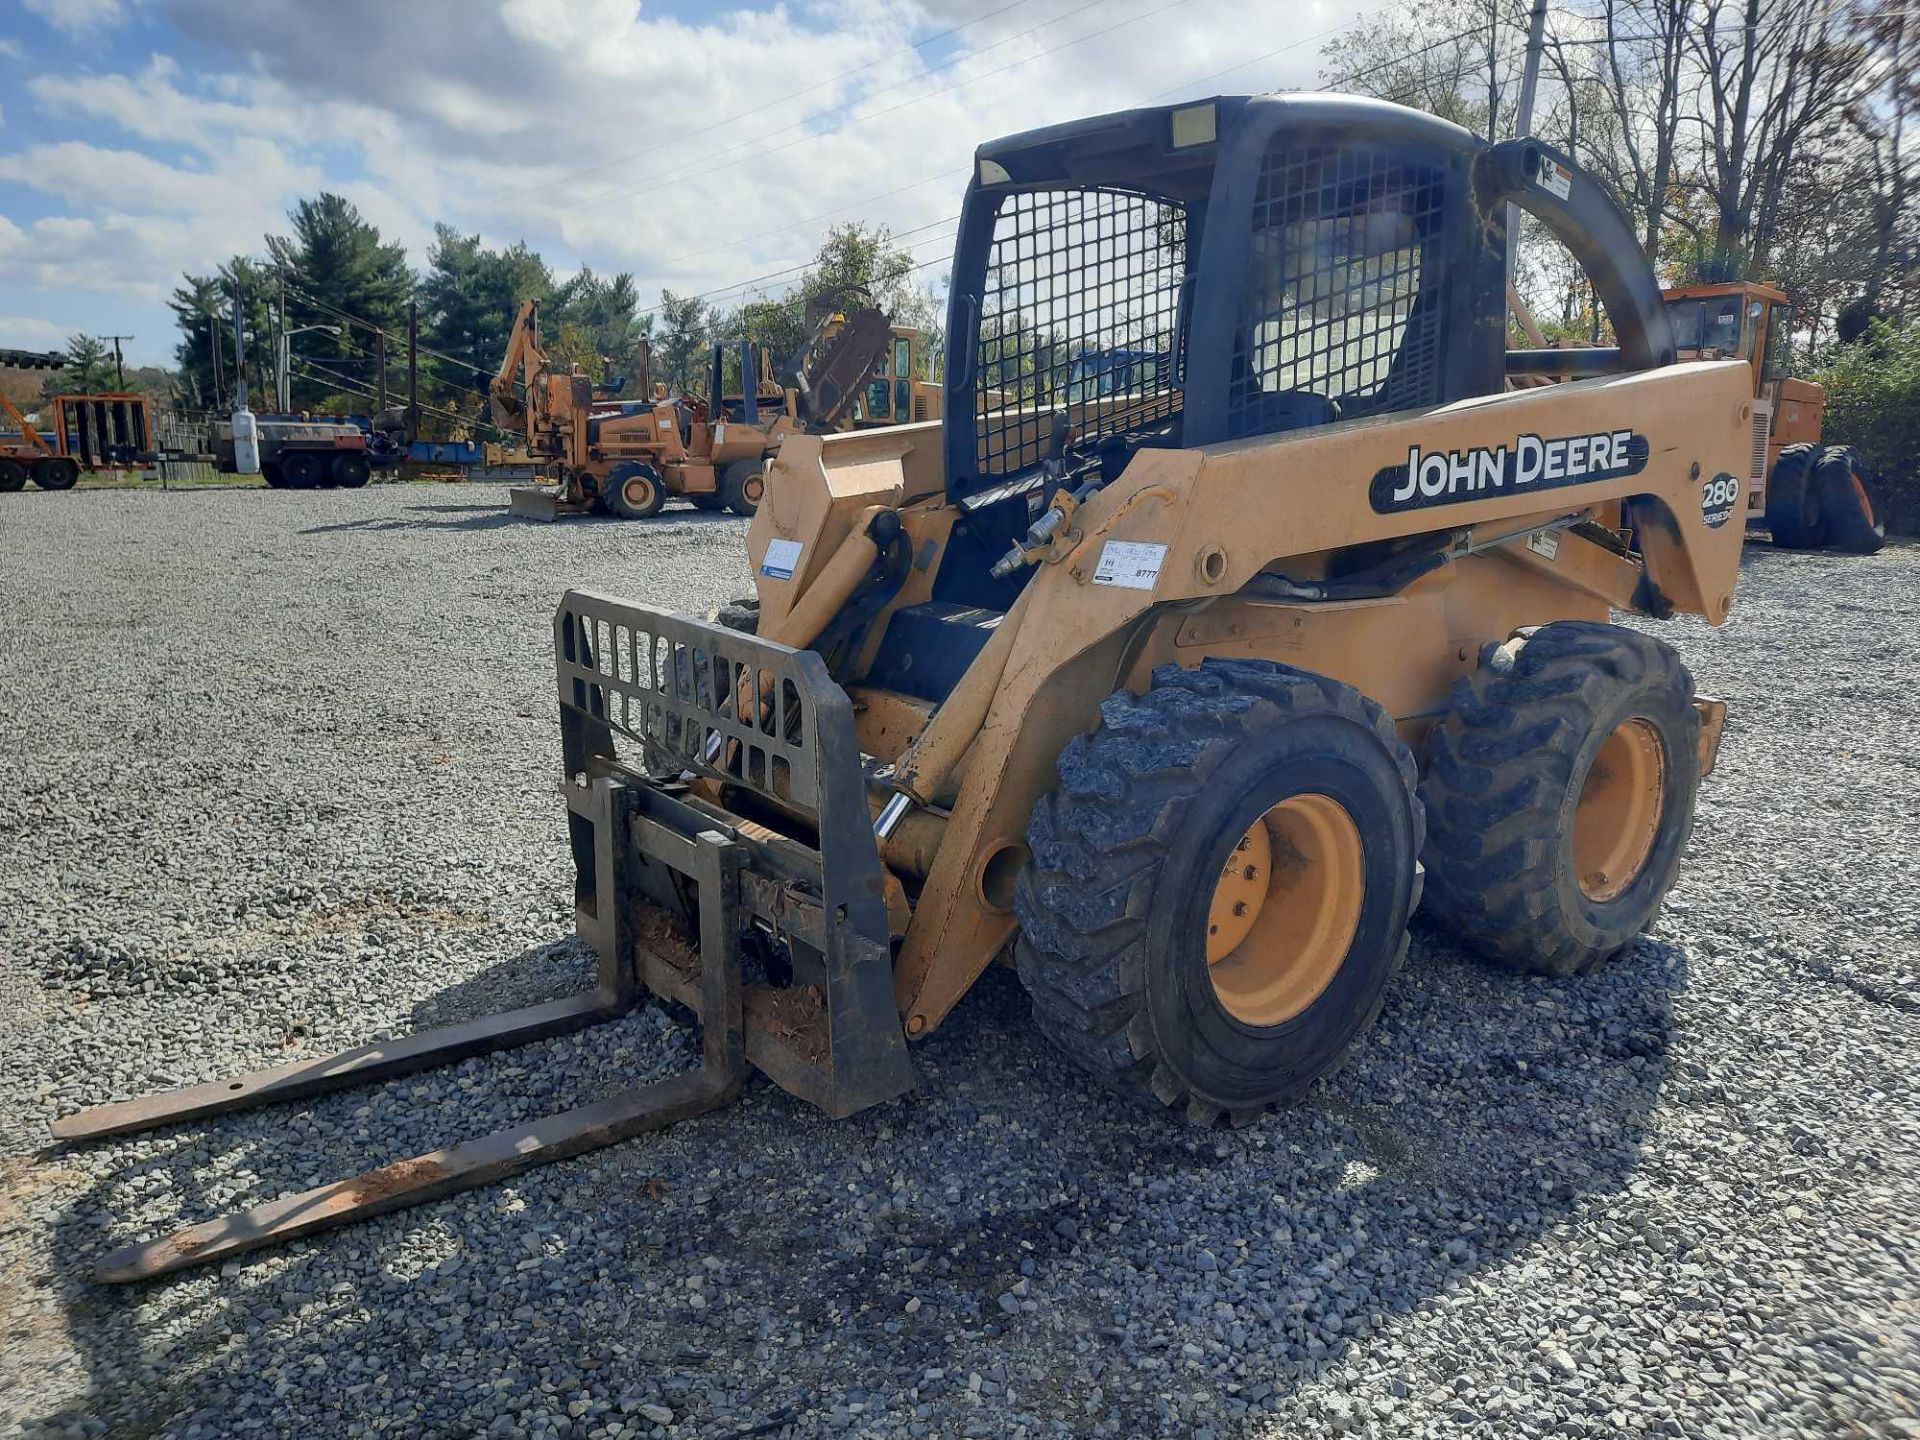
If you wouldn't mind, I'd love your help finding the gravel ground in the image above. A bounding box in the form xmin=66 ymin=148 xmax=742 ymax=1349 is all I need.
xmin=1 ymin=482 xmax=1916 ymax=1440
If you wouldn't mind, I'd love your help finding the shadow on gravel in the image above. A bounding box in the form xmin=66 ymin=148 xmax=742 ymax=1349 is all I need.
xmin=299 ymin=503 xmax=744 ymax=537
xmin=30 ymin=925 xmax=1683 ymax=1437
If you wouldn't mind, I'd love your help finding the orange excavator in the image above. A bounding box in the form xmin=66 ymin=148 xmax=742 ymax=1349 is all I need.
xmin=494 ymin=296 xmax=938 ymax=521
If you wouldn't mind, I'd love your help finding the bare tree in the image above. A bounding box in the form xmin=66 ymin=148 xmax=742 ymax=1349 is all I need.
xmin=1688 ymin=0 xmax=1868 ymax=278
xmin=1589 ymin=0 xmax=1690 ymax=259
xmin=1846 ymin=1 xmax=1916 ymax=320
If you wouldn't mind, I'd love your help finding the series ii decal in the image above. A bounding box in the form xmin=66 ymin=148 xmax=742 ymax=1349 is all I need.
xmin=1369 ymin=430 xmax=1649 ymax=514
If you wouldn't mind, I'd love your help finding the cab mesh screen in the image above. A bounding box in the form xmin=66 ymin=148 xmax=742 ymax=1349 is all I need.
xmin=975 ymin=188 xmax=1187 ymax=477
xmin=1227 ymin=145 xmax=1448 ymax=439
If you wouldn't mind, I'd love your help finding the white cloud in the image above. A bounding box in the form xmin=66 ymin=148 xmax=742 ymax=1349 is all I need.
xmin=22 ymin=0 xmax=130 ymax=34
xmin=0 ymin=315 xmax=72 ymax=350
xmin=1 ymin=0 xmax=1354 ymax=365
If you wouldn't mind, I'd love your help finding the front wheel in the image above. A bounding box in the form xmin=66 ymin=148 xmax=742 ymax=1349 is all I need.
xmin=1014 ymin=659 xmax=1424 ymax=1125
xmin=604 ymin=463 xmax=665 ymax=519
xmin=1419 ymin=621 xmax=1700 ymax=976
xmin=0 ymin=459 xmax=27 ymax=492
xmin=720 ymin=459 xmax=765 ymax=516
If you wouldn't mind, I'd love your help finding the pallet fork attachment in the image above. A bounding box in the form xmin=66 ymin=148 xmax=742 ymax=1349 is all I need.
xmin=54 ymin=594 xmax=914 ymax=1284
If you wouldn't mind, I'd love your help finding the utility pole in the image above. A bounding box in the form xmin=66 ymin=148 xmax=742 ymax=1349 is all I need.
xmin=103 ymin=335 xmax=133 ymax=389
xmin=232 ymin=288 xmax=247 ymax=410
xmin=407 ymin=301 xmax=419 ymax=440
xmin=1507 ymin=0 xmax=1551 ymax=284
xmin=277 ymin=270 xmax=288 ymax=412
xmin=375 ymin=328 xmax=388 ymax=412
xmin=209 ymin=308 xmax=225 ymax=411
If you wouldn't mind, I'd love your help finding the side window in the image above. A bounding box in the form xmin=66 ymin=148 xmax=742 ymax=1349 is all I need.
xmin=975 ymin=188 xmax=1188 ymax=476
xmin=1227 ymin=144 xmax=1450 ymax=438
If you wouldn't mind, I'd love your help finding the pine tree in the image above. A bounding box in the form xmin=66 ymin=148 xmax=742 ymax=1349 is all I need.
xmin=266 ymin=194 xmax=414 ymax=409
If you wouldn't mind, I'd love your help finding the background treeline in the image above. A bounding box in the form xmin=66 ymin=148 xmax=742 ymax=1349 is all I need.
xmin=158 ymin=196 xmax=939 ymax=438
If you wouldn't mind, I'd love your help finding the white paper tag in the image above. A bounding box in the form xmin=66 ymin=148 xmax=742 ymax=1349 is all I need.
xmin=1527 ymin=530 xmax=1561 ymax=561
xmin=760 ymin=537 xmax=804 ymax=580
xmin=1535 ymin=157 xmax=1573 ymax=200
xmin=1091 ymin=540 xmax=1167 ymax=590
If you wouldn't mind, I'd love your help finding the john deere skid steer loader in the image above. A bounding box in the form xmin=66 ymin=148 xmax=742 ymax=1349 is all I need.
xmin=59 ymin=94 xmax=1755 ymax=1283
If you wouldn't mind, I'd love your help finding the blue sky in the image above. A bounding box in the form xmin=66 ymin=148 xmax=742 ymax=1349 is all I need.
xmin=1 ymin=0 xmax=1358 ymax=371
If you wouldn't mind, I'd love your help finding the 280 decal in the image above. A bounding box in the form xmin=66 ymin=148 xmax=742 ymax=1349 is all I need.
xmin=1369 ymin=429 xmax=1650 ymax=514
xmin=1700 ymin=471 xmax=1742 ymax=528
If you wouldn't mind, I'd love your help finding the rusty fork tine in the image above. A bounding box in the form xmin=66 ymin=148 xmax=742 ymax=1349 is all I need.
xmin=50 ymin=989 xmax=634 ymax=1144
xmin=90 ymin=825 xmax=747 ymax=1286
xmin=94 ymin=1064 xmax=743 ymax=1284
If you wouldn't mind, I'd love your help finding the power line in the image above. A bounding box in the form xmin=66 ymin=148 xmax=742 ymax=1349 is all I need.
xmin=628 ymin=6 xmax=1361 ymax=314
xmin=1146 ymin=13 xmax=1371 ymax=102
xmin=593 ymin=0 xmax=1201 ymax=207
xmin=293 ymin=356 xmax=503 ymax=434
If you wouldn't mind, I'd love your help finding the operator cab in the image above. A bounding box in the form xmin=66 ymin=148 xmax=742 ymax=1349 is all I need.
xmin=931 ymin=93 xmax=1677 ymax=610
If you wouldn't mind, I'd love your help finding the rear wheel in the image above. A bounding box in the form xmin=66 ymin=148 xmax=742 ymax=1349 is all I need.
xmin=1419 ymin=621 xmax=1700 ymax=977
xmin=280 ymin=451 xmax=321 ymax=489
xmin=720 ymin=459 xmax=766 ymax=516
xmin=1014 ymin=659 xmax=1423 ymax=1124
xmin=0 ymin=459 xmax=27 ymax=492
xmin=331 ymin=453 xmax=372 ymax=489
xmin=604 ymin=462 xmax=665 ymax=519
xmin=32 ymin=456 xmax=80 ymax=491
xmin=1764 ymin=442 xmax=1824 ymax=548
xmin=1814 ymin=446 xmax=1884 ymax=555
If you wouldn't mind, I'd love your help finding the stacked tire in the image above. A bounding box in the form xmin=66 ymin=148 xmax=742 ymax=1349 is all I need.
xmin=1766 ymin=443 xmax=1884 ymax=554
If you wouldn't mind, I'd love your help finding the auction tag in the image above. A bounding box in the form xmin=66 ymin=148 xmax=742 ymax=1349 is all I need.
xmin=1527 ymin=530 xmax=1561 ymax=560
xmin=1091 ymin=540 xmax=1167 ymax=590
xmin=1535 ymin=157 xmax=1573 ymax=200
xmin=760 ymin=537 xmax=804 ymax=580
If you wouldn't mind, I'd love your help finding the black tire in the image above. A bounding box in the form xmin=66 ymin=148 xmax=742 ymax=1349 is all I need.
xmin=32 ymin=456 xmax=80 ymax=491
xmin=280 ymin=451 xmax=321 ymax=489
xmin=720 ymin=458 xmax=766 ymax=516
xmin=0 ymin=459 xmax=26 ymax=492
xmin=688 ymin=493 xmax=729 ymax=512
xmin=262 ymin=461 xmax=287 ymax=489
xmin=712 ymin=597 xmax=760 ymax=634
xmin=1764 ymin=442 xmax=1824 ymax=548
xmin=1814 ymin=445 xmax=1884 ymax=555
xmin=1420 ymin=621 xmax=1700 ymax=978
xmin=331 ymin=452 xmax=372 ymax=489
xmin=1013 ymin=659 xmax=1424 ymax=1125
xmin=604 ymin=462 xmax=665 ymax=519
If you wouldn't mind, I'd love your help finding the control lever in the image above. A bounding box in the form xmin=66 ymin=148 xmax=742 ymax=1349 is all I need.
xmin=990 ymin=413 xmax=1088 ymax=579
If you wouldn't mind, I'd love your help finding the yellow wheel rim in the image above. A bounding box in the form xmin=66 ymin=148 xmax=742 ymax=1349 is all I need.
xmin=623 ymin=474 xmax=656 ymax=510
xmin=1205 ymin=792 xmax=1365 ymax=1027
xmin=741 ymin=469 xmax=765 ymax=504
xmin=1573 ymin=718 xmax=1666 ymax=902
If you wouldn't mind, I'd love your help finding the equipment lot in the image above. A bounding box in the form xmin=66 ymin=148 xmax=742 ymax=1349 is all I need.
xmin=1 ymin=485 xmax=1914 ymax=1439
